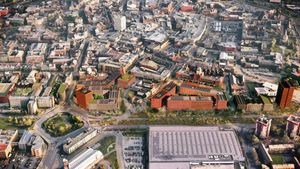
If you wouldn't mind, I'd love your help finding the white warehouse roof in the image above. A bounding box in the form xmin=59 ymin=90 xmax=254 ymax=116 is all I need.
xmin=149 ymin=126 xmax=245 ymax=169
xmin=69 ymin=148 xmax=103 ymax=169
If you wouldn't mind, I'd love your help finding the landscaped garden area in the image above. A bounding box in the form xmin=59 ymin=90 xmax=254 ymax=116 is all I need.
xmin=98 ymin=136 xmax=116 ymax=155
xmin=98 ymin=136 xmax=118 ymax=169
xmin=123 ymin=109 xmax=292 ymax=126
xmin=105 ymin=151 xmax=119 ymax=169
xmin=42 ymin=112 xmax=84 ymax=137
xmin=0 ymin=116 xmax=35 ymax=129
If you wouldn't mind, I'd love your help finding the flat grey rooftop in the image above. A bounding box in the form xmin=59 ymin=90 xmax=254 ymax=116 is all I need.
xmin=149 ymin=126 xmax=245 ymax=163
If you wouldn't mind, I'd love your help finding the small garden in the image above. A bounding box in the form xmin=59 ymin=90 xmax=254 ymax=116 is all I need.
xmin=42 ymin=112 xmax=84 ymax=137
xmin=98 ymin=136 xmax=116 ymax=155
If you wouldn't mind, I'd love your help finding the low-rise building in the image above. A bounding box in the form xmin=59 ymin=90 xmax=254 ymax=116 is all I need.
xmin=214 ymin=94 xmax=228 ymax=110
xmin=258 ymin=143 xmax=295 ymax=169
xmin=0 ymin=83 xmax=15 ymax=103
xmin=0 ymin=129 xmax=18 ymax=159
xmin=260 ymin=96 xmax=274 ymax=111
xmin=31 ymin=135 xmax=46 ymax=157
xmin=150 ymin=82 xmax=176 ymax=109
xmin=167 ymin=96 xmax=213 ymax=111
xmin=88 ymin=89 xmax=120 ymax=111
xmin=26 ymin=43 xmax=47 ymax=64
xmin=118 ymin=73 xmax=136 ymax=89
xmin=19 ymin=130 xmax=33 ymax=151
xmin=179 ymin=82 xmax=215 ymax=97
xmin=234 ymin=95 xmax=263 ymax=112
xmin=36 ymin=96 xmax=55 ymax=108
xmin=9 ymin=96 xmax=31 ymax=108
xmin=63 ymin=129 xmax=97 ymax=154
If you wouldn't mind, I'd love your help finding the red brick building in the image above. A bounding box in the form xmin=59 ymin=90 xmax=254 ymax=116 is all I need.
xmin=150 ymin=82 xmax=176 ymax=109
xmin=79 ymin=73 xmax=120 ymax=89
xmin=167 ymin=96 xmax=213 ymax=111
xmin=179 ymin=82 xmax=215 ymax=97
xmin=117 ymin=74 xmax=136 ymax=89
xmin=275 ymin=80 xmax=295 ymax=108
xmin=76 ymin=88 xmax=94 ymax=109
xmin=214 ymin=94 xmax=227 ymax=110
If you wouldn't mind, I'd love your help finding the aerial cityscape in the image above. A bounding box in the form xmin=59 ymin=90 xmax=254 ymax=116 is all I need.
xmin=0 ymin=0 xmax=300 ymax=168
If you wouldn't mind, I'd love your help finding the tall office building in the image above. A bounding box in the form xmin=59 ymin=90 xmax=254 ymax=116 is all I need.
xmin=114 ymin=15 xmax=126 ymax=31
xmin=286 ymin=115 xmax=300 ymax=138
xmin=275 ymin=80 xmax=295 ymax=108
xmin=255 ymin=115 xmax=272 ymax=139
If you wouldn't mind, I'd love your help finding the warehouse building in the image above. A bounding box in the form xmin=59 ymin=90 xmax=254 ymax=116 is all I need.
xmin=148 ymin=126 xmax=245 ymax=169
xmin=67 ymin=148 xmax=103 ymax=169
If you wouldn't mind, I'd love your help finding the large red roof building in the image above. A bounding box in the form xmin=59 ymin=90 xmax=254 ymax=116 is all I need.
xmin=167 ymin=96 xmax=213 ymax=111
xmin=150 ymin=82 xmax=176 ymax=109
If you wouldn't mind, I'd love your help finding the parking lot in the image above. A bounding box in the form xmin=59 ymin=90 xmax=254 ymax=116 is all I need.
xmin=122 ymin=136 xmax=146 ymax=169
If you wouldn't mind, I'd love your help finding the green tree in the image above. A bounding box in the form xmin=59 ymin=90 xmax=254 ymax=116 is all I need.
xmin=73 ymin=116 xmax=81 ymax=122
xmin=14 ymin=117 xmax=18 ymax=124
xmin=24 ymin=118 xmax=33 ymax=126
xmin=94 ymin=94 xmax=104 ymax=100
xmin=8 ymin=116 xmax=13 ymax=123
xmin=58 ymin=126 xmax=65 ymax=134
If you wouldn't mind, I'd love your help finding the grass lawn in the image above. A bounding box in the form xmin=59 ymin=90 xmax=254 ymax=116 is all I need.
xmin=58 ymin=83 xmax=66 ymax=94
xmin=119 ymin=110 xmax=289 ymax=126
xmin=129 ymin=112 xmax=149 ymax=118
xmin=105 ymin=151 xmax=119 ymax=169
xmin=42 ymin=112 xmax=83 ymax=137
xmin=120 ymin=73 xmax=133 ymax=81
xmin=260 ymin=95 xmax=271 ymax=104
xmin=246 ymin=81 xmax=260 ymax=92
xmin=98 ymin=136 xmax=116 ymax=155
xmin=123 ymin=131 xmax=146 ymax=137
xmin=13 ymin=87 xmax=32 ymax=96
xmin=271 ymin=154 xmax=285 ymax=164
xmin=50 ymin=81 xmax=62 ymax=96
